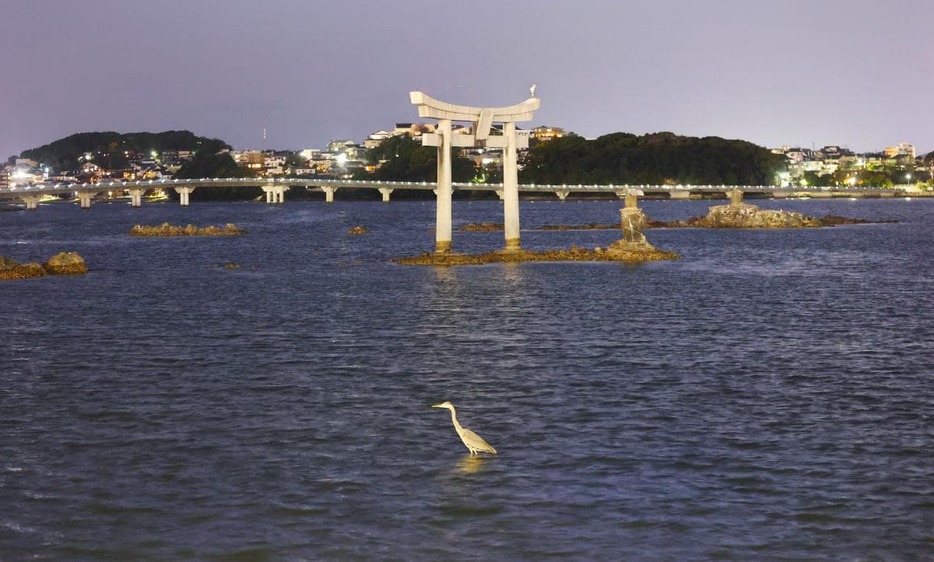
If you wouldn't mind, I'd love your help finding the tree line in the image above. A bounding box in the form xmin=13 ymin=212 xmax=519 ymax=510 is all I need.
xmin=28 ymin=128 xmax=925 ymax=200
xmin=519 ymin=132 xmax=785 ymax=186
xmin=16 ymin=130 xmax=223 ymax=172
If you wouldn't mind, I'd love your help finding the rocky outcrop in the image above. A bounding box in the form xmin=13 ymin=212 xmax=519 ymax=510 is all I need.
xmin=660 ymin=203 xmax=875 ymax=229
xmin=129 ymin=223 xmax=246 ymax=236
xmin=531 ymin=209 xmax=876 ymax=231
xmin=393 ymin=244 xmax=678 ymax=266
xmin=43 ymin=252 xmax=89 ymax=275
xmin=1 ymin=252 xmax=88 ymax=280
xmin=677 ymin=203 xmax=821 ymax=228
xmin=540 ymin=223 xmax=616 ymax=230
xmin=413 ymin=205 xmax=678 ymax=265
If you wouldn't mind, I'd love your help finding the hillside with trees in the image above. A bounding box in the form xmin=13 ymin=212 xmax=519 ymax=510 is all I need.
xmin=17 ymin=131 xmax=224 ymax=171
xmin=520 ymin=132 xmax=785 ymax=186
xmin=358 ymin=135 xmax=476 ymax=183
xmin=171 ymin=139 xmax=262 ymax=201
xmin=349 ymin=135 xmax=479 ymax=200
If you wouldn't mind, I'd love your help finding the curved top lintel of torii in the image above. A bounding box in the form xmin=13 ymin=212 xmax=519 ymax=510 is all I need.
xmin=409 ymin=91 xmax=539 ymax=123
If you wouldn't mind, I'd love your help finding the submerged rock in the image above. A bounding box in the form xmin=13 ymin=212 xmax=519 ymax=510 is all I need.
xmin=129 ymin=222 xmax=246 ymax=236
xmin=459 ymin=222 xmax=503 ymax=232
xmin=0 ymin=261 xmax=48 ymax=280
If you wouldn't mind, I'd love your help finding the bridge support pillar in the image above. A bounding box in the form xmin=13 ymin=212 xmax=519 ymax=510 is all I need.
xmin=78 ymin=192 xmax=94 ymax=209
xmin=378 ymin=187 xmax=394 ymax=202
xmin=175 ymin=186 xmax=195 ymax=206
xmin=128 ymin=188 xmax=145 ymax=207
xmin=321 ymin=186 xmax=337 ymax=203
xmin=729 ymin=188 xmax=744 ymax=207
xmin=262 ymin=185 xmax=286 ymax=204
xmin=555 ymin=189 xmax=570 ymax=201
xmin=21 ymin=195 xmax=41 ymax=210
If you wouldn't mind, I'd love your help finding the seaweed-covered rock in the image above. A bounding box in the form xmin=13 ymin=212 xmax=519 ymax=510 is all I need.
xmin=43 ymin=252 xmax=88 ymax=275
xmin=680 ymin=203 xmax=820 ymax=228
xmin=393 ymin=244 xmax=678 ymax=266
xmin=2 ymin=253 xmax=89 ymax=280
xmin=0 ymin=255 xmax=19 ymax=271
xmin=130 ymin=222 xmax=246 ymax=236
xmin=0 ymin=258 xmax=48 ymax=280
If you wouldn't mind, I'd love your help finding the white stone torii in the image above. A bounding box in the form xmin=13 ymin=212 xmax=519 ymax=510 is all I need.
xmin=410 ymin=91 xmax=539 ymax=253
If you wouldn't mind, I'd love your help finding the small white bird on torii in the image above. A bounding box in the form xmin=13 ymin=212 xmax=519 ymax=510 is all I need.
xmin=530 ymin=83 xmax=537 ymax=97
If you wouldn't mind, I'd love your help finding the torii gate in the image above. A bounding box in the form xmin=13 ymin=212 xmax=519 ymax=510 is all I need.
xmin=410 ymin=91 xmax=540 ymax=253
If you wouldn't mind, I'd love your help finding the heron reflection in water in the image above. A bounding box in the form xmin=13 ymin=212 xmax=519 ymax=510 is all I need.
xmin=457 ymin=455 xmax=487 ymax=474
xmin=432 ymin=401 xmax=497 ymax=456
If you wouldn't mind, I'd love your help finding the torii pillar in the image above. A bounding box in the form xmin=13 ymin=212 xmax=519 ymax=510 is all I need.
xmin=410 ymin=91 xmax=539 ymax=253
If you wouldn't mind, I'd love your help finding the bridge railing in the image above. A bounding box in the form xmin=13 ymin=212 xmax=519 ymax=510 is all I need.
xmin=0 ymin=176 xmax=908 ymax=200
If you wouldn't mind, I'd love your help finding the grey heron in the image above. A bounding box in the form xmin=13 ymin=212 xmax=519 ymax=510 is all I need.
xmin=432 ymin=401 xmax=497 ymax=455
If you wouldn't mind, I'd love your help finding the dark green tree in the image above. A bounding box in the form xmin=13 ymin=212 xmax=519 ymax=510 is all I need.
xmin=284 ymin=153 xmax=306 ymax=169
xmin=173 ymin=139 xmax=260 ymax=201
xmin=801 ymin=171 xmax=834 ymax=187
xmin=361 ymin=135 xmax=476 ymax=183
xmin=173 ymin=139 xmax=240 ymax=179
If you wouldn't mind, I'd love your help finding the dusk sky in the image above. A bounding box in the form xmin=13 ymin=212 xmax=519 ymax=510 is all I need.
xmin=3 ymin=0 xmax=932 ymax=161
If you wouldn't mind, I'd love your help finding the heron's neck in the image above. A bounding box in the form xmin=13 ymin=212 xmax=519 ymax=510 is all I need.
xmin=448 ymin=409 xmax=463 ymax=432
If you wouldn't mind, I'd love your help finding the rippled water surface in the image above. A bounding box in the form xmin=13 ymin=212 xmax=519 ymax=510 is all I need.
xmin=1 ymin=198 xmax=932 ymax=560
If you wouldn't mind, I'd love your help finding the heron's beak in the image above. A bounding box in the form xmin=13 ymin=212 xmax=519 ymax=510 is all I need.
xmin=431 ymin=403 xmax=444 ymax=409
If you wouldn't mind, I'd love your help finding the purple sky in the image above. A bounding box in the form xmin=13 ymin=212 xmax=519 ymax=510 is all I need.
xmin=3 ymin=0 xmax=932 ymax=160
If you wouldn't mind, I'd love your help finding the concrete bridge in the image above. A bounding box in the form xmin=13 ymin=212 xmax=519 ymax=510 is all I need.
xmin=0 ymin=176 xmax=907 ymax=211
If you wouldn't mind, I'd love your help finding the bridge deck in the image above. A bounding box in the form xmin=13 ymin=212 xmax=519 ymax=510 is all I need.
xmin=0 ymin=177 xmax=906 ymax=200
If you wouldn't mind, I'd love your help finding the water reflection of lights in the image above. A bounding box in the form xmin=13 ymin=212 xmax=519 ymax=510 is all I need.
xmin=456 ymin=454 xmax=488 ymax=474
